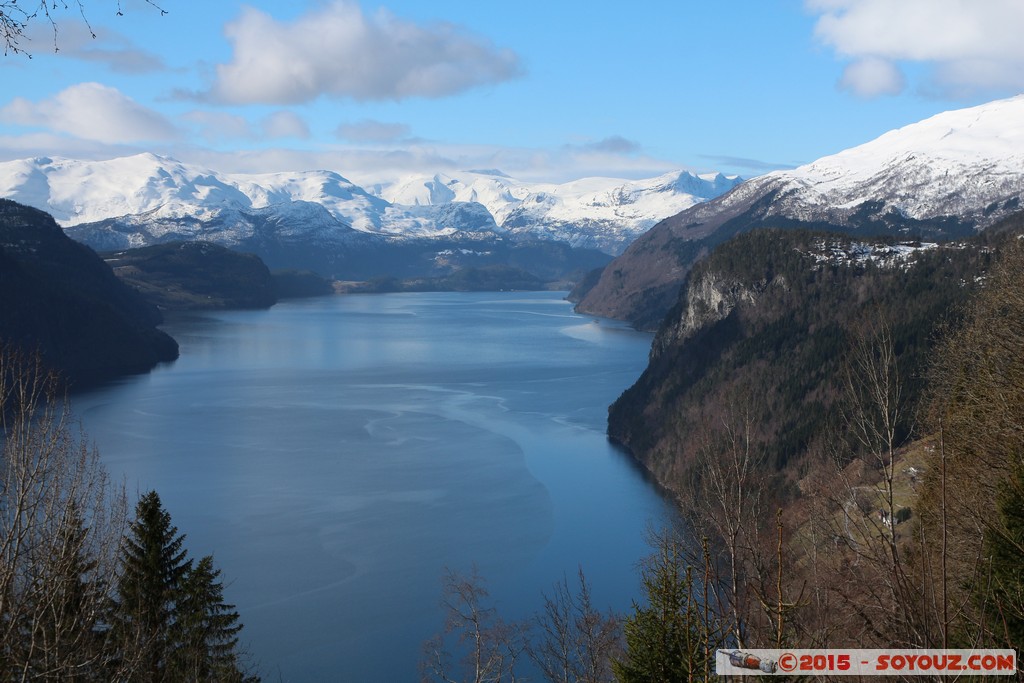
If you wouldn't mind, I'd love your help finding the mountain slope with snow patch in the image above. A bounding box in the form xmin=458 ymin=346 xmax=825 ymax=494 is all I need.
xmin=576 ymin=95 xmax=1024 ymax=327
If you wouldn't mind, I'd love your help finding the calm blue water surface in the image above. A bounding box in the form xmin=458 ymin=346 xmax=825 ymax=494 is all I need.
xmin=73 ymin=291 xmax=673 ymax=681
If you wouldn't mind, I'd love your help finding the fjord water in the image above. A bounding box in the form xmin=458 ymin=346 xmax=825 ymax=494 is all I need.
xmin=73 ymin=292 xmax=673 ymax=680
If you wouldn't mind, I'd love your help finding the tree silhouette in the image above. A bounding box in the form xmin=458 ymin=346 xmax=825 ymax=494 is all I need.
xmin=114 ymin=490 xmax=192 ymax=681
xmin=171 ymin=555 xmax=248 ymax=682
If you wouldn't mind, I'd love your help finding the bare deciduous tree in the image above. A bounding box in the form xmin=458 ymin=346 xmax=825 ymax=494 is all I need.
xmin=530 ymin=568 xmax=621 ymax=683
xmin=677 ymin=399 xmax=795 ymax=651
xmin=421 ymin=567 xmax=529 ymax=683
xmin=0 ymin=345 xmax=128 ymax=679
xmin=838 ymin=318 xmax=926 ymax=642
xmin=781 ymin=316 xmax=947 ymax=653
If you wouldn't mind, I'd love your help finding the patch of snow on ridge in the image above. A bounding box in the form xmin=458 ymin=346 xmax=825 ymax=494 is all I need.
xmin=805 ymin=238 xmax=940 ymax=269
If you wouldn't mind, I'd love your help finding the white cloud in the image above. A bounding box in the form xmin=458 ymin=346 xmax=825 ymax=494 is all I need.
xmin=336 ymin=120 xmax=411 ymax=143
xmin=0 ymin=83 xmax=178 ymax=143
xmin=701 ymin=155 xmax=796 ymax=174
xmin=261 ymin=111 xmax=310 ymax=139
xmin=0 ymin=132 xmax=146 ymax=162
xmin=206 ymin=1 xmax=522 ymax=104
xmin=568 ymin=135 xmax=642 ymax=155
xmin=807 ymin=0 xmax=1024 ymax=97
xmin=24 ymin=20 xmax=166 ymax=73
xmin=180 ymin=110 xmax=309 ymax=141
xmin=182 ymin=111 xmax=255 ymax=141
xmin=175 ymin=139 xmax=688 ymax=186
xmin=838 ymin=57 xmax=905 ymax=98
xmin=0 ymin=122 xmax=683 ymax=184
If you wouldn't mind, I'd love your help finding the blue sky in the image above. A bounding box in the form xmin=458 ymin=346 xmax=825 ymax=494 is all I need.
xmin=0 ymin=0 xmax=1022 ymax=183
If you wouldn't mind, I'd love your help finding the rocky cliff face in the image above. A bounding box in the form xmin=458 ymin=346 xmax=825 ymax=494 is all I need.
xmin=652 ymin=270 xmax=788 ymax=358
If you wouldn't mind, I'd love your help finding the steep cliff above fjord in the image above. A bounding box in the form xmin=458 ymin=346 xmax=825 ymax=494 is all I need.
xmin=607 ymin=227 xmax=1001 ymax=490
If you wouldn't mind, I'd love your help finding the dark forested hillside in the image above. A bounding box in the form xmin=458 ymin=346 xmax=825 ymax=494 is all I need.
xmin=104 ymin=241 xmax=278 ymax=310
xmin=0 ymin=200 xmax=178 ymax=387
xmin=271 ymin=269 xmax=335 ymax=298
xmin=341 ymin=264 xmax=545 ymax=293
xmin=608 ymin=228 xmax=1002 ymax=490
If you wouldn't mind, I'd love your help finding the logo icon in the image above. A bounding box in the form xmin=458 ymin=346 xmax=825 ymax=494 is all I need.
xmin=727 ymin=650 xmax=779 ymax=674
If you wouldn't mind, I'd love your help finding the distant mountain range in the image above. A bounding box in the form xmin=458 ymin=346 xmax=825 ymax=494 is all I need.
xmin=0 ymin=155 xmax=741 ymax=259
xmin=575 ymin=95 xmax=1024 ymax=328
xmin=373 ymin=169 xmax=742 ymax=253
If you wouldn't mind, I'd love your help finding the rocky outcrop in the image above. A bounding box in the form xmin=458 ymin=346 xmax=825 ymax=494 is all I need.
xmin=652 ymin=270 xmax=788 ymax=358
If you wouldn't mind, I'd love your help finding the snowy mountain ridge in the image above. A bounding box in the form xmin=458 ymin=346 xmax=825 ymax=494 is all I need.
xmin=374 ymin=168 xmax=737 ymax=225
xmin=696 ymin=94 xmax=1024 ymax=232
xmin=0 ymin=154 xmax=391 ymax=232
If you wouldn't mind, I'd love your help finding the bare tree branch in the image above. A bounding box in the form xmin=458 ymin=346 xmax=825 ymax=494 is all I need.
xmin=0 ymin=0 xmax=166 ymax=56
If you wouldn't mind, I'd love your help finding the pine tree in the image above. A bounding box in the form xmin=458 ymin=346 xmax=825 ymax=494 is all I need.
xmin=613 ymin=534 xmax=706 ymax=683
xmin=114 ymin=490 xmax=192 ymax=682
xmin=171 ymin=555 xmax=248 ymax=682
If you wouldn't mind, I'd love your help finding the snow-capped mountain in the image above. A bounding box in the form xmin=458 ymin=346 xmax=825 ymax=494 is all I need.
xmin=671 ymin=94 xmax=1024 ymax=242
xmin=372 ymin=169 xmax=740 ymax=253
xmin=372 ymin=170 xmax=526 ymax=223
xmin=0 ymin=154 xmax=740 ymax=256
xmin=576 ymin=94 xmax=1024 ymax=327
xmin=0 ymin=154 xmax=405 ymax=235
xmin=782 ymin=95 xmax=1024 ymax=220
